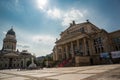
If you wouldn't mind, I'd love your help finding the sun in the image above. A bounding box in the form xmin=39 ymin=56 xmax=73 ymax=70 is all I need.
xmin=36 ymin=0 xmax=48 ymax=10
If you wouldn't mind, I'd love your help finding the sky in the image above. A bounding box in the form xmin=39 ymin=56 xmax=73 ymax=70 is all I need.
xmin=0 ymin=0 xmax=120 ymax=57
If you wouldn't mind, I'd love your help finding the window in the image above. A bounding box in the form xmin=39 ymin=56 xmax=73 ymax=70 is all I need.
xmin=101 ymin=46 xmax=104 ymax=52
xmin=87 ymin=50 xmax=90 ymax=56
xmin=7 ymin=45 xmax=9 ymax=48
xmin=95 ymin=47 xmax=97 ymax=53
xmin=98 ymin=47 xmax=100 ymax=53
xmin=115 ymin=46 xmax=118 ymax=51
xmin=63 ymin=47 xmax=66 ymax=52
xmin=94 ymin=37 xmax=104 ymax=53
xmin=112 ymin=37 xmax=120 ymax=51
xmin=79 ymin=27 xmax=85 ymax=33
xmin=79 ymin=43 xmax=82 ymax=51
xmin=5 ymin=64 xmax=7 ymax=67
xmin=58 ymin=49 xmax=61 ymax=53
xmin=94 ymin=40 xmax=96 ymax=45
xmin=17 ymin=64 xmax=19 ymax=67
xmin=13 ymin=64 xmax=15 ymax=67
xmin=113 ymin=38 xmax=120 ymax=43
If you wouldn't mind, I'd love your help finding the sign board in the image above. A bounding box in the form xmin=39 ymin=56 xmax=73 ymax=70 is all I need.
xmin=111 ymin=51 xmax=120 ymax=58
xmin=100 ymin=52 xmax=110 ymax=59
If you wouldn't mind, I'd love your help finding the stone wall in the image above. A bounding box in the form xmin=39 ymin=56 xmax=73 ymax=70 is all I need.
xmin=75 ymin=56 xmax=90 ymax=66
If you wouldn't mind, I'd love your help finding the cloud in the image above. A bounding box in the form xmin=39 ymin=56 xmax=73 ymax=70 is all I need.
xmin=32 ymin=35 xmax=56 ymax=45
xmin=3 ymin=31 xmax=7 ymax=35
xmin=35 ymin=0 xmax=88 ymax=27
xmin=17 ymin=42 xmax=30 ymax=48
xmin=47 ymin=8 xmax=62 ymax=19
xmin=36 ymin=5 xmax=87 ymax=27
xmin=46 ymin=8 xmax=88 ymax=27
xmin=15 ymin=27 xmax=57 ymax=56
xmin=30 ymin=35 xmax=56 ymax=56
xmin=61 ymin=9 xmax=88 ymax=26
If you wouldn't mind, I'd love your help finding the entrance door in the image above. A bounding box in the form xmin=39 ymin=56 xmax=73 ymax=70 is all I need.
xmin=21 ymin=61 xmax=23 ymax=68
xmin=9 ymin=58 xmax=13 ymax=68
xmin=90 ymin=58 xmax=93 ymax=65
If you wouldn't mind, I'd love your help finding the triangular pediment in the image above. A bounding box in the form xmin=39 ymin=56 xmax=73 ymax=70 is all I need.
xmin=60 ymin=21 xmax=101 ymax=38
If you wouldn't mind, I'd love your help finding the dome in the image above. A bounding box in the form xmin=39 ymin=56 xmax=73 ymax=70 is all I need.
xmin=7 ymin=28 xmax=15 ymax=36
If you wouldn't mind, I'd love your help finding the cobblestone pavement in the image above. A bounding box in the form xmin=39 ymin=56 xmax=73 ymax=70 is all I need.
xmin=0 ymin=64 xmax=120 ymax=80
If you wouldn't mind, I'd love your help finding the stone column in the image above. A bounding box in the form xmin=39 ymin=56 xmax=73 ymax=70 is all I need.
xmin=91 ymin=38 xmax=95 ymax=55
xmin=65 ymin=44 xmax=69 ymax=59
xmin=24 ymin=58 xmax=26 ymax=68
xmin=77 ymin=39 xmax=80 ymax=51
xmin=88 ymin=39 xmax=92 ymax=55
xmin=83 ymin=38 xmax=87 ymax=56
xmin=61 ymin=45 xmax=64 ymax=59
xmin=71 ymin=42 xmax=74 ymax=58
xmin=23 ymin=58 xmax=26 ymax=68
xmin=53 ymin=52 xmax=55 ymax=61
xmin=22 ymin=59 xmax=24 ymax=68
xmin=53 ymin=46 xmax=57 ymax=61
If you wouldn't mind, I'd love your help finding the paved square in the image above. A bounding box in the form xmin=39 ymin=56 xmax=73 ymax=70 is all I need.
xmin=0 ymin=64 xmax=120 ymax=80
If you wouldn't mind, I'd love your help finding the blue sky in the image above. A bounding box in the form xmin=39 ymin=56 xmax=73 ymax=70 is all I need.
xmin=0 ymin=0 xmax=120 ymax=57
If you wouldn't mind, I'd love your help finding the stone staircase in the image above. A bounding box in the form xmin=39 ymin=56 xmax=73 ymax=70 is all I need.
xmin=58 ymin=58 xmax=75 ymax=67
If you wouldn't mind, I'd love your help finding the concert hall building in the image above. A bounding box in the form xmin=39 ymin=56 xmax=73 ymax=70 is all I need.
xmin=52 ymin=20 xmax=120 ymax=66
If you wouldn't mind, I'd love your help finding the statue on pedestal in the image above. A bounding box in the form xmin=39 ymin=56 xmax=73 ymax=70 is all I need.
xmin=28 ymin=57 xmax=37 ymax=69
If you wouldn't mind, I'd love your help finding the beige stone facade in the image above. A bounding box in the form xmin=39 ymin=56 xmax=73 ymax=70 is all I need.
xmin=0 ymin=28 xmax=34 ymax=69
xmin=53 ymin=20 xmax=120 ymax=66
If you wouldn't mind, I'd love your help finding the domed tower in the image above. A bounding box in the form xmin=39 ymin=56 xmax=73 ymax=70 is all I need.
xmin=3 ymin=28 xmax=17 ymax=51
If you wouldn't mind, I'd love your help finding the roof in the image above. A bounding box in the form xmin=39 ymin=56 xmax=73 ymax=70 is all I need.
xmin=3 ymin=53 xmax=19 ymax=57
xmin=7 ymin=28 xmax=15 ymax=36
xmin=20 ymin=50 xmax=31 ymax=55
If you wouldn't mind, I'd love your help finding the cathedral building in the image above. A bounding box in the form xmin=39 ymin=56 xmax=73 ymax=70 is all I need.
xmin=52 ymin=20 xmax=120 ymax=66
xmin=0 ymin=28 xmax=34 ymax=69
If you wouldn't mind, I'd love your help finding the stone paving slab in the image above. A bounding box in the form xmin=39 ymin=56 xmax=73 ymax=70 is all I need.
xmin=0 ymin=73 xmax=15 ymax=79
xmin=82 ymin=67 xmax=120 ymax=80
xmin=2 ymin=76 xmax=29 ymax=80
xmin=77 ymin=69 xmax=108 ymax=74
xmin=47 ymin=73 xmax=95 ymax=80
xmin=28 ymin=73 xmax=61 ymax=77
xmin=94 ymin=65 xmax=120 ymax=70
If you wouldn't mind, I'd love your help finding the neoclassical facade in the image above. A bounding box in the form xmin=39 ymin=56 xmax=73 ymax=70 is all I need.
xmin=53 ymin=20 xmax=120 ymax=66
xmin=0 ymin=28 xmax=34 ymax=69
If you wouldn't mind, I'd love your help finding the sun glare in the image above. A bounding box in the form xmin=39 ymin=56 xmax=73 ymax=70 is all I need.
xmin=36 ymin=0 xmax=48 ymax=10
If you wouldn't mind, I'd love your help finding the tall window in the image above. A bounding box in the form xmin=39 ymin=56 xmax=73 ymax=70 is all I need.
xmin=112 ymin=37 xmax=120 ymax=51
xmin=63 ymin=47 xmax=66 ymax=52
xmin=5 ymin=64 xmax=7 ymax=67
xmin=79 ymin=42 xmax=82 ymax=52
xmin=58 ymin=49 xmax=61 ymax=53
xmin=94 ymin=37 xmax=104 ymax=53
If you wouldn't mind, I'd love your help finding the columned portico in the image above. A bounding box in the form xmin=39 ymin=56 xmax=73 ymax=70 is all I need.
xmin=56 ymin=38 xmax=87 ymax=60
